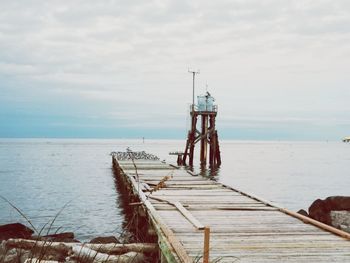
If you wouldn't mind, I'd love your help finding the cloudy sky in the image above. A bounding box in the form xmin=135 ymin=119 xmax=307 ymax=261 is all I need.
xmin=1 ymin=0 xmax=349 ymax=140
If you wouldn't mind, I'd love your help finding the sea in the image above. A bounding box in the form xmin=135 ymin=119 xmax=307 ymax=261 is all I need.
xmin=0 ymin=139 xmax=349 ymax=241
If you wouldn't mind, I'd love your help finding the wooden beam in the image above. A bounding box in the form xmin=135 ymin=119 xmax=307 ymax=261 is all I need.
xmin=172 ymin=201 xmax=205 ymax=230
xmin=148 ymin=197 xmax=205 ymax=230
xmin=203 ymin=227 xmax=210 ymax=263
xmin=195 ymin=127 xmax=214 ymax=144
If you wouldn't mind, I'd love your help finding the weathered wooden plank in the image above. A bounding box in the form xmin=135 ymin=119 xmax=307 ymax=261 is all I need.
xmin=122 ymin=166 xmax=174 ymax=170
xmin=153 ymin=205 xmax=278 ymax=211
xmin=172 ymin=201 xmax=205 ymax=230
xmin=151 ymin=201 xmax=267 ymax=207
xmin=180 ymin=235 xmax=348 ymax=243
xmin=141 ymin=182 xmax=216 ymax=186
xmin=181 ymin=239 xmax=350 ymax=248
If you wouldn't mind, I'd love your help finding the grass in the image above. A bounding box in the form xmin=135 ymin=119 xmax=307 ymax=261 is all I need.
xmin=0 ymin=195 xmax=74 ymax=262
xmin=1 ymin=192 xmax=155 ymax=262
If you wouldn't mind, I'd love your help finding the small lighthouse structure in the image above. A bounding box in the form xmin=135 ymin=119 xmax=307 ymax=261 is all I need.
xmin=182 ymin=72 xmax=221 ymax=168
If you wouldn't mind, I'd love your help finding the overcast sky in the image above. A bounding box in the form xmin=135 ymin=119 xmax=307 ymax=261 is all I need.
xmin=1 ymin=0 xmax=349 ymax=140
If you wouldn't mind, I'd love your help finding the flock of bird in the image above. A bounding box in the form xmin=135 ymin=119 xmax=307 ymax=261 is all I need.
xmin=111 ymin=150 xmax=160 ymax=161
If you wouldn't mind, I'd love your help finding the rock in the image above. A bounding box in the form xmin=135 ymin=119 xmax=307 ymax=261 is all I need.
xmin=325 ymin=196 xmax=350 ymax=210
xmin=3 ymin=248 xmax=18 ymax=263
xmin=308 ymin=196 xmax=350 ymax=227
xmin=19 ymin=251 xmax=30 ymax=263
xmin=0 ymin=223 xmax=34 ymax=241
xmin=0 ymin=242 xmax=5 ymax=262
xmin=309 ymin=199 xmax=332 ymax=224
xmin=0 ymin=240 xmax=6 ymax=255
xmin=4 ymin=254 xmax=18 ymax=263
xmin=3 ymin=239 xmax=72 ymax=262
xmin=90 ymin=236 xmax=120 ymax=244
xmin=19 ymin=250 xmax=30 ymax=263
xmin=64 ymin=257 xmax=78 ymax=263
xmin=330 ymin=211 xmax=350 ymax=233
xmin=297 ymin=209 xmax=309 ymax=217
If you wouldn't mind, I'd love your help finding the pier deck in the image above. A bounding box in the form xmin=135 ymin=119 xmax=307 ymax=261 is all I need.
xmin=114 ymin=159 xmax=350 ymax=263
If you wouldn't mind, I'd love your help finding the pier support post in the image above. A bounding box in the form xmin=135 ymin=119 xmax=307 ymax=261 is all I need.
xmin=184 ymin=113 xmax=198 ymax=167
xmin=183 ymin=111 xmax=221 ymax=168
xmin=200 ymin=115 xmax=208 ymax=166
xmin=203 ymin=226 xmax=210 ymax=263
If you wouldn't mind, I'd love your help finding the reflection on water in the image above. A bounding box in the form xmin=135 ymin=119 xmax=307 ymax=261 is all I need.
xmin=198 ymin=166 xmax=220 ymax=178
xmin=1 ymin=139 xmax=349 ymax=240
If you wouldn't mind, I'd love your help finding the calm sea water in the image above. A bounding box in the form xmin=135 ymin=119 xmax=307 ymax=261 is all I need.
xmin=0 ymin=139 xmax=349 ymax=240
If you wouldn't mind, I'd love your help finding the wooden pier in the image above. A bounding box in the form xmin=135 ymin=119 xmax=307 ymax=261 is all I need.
xmin=112 ymin=157 xmax=350 ymax=263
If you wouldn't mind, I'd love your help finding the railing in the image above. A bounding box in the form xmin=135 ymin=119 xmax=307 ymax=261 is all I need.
xmin=190 ymin=104 xmax=218 ymax=113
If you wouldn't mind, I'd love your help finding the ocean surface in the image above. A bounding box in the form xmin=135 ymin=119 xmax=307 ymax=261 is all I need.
xmin=0 ymin=139 xmax=349 ymax=240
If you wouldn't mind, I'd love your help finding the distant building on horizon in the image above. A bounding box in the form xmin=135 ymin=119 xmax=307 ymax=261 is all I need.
xmin=343 ymin=136 xmax=350 ymax=142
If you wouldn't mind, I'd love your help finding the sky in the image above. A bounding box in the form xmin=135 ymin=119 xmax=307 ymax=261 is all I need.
xmin=0 ymin=0 xmax=350 ymax=140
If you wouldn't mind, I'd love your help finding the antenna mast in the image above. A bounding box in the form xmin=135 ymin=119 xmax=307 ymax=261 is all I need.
xmin=188 ymin=69 xmax=200 ymax=110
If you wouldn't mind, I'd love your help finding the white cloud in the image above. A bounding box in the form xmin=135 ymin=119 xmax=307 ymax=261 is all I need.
xmin=1 ymin=0 xmax=350 ymax=138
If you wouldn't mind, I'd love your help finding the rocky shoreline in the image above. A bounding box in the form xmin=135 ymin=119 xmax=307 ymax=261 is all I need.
xmin=0 ymin=223 xmax=157 ymax=263
xmin=298 ymin=196 xmax=350 ymax=233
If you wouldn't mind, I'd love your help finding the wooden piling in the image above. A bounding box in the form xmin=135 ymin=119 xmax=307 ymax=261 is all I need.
xmin=183 ymin=110 xmax=221 ymax=168
xmin=203 ymin=227 xmax=210 ymax=263
xmin=200 ymin=115 xmax=208 ymax=166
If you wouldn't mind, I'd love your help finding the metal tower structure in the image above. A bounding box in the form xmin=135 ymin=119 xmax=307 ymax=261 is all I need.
xmin=182 ymin=72 xmax=221 ymax=168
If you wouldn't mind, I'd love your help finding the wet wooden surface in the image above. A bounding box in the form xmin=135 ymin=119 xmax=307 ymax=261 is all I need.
xmin=117 ymin=160 xmax=350 ymax=263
